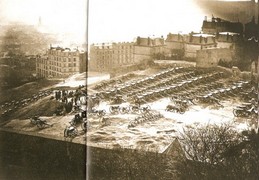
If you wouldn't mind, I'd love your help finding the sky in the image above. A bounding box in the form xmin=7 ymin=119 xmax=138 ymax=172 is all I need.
xmin=0 ymin=0 xmax=255 ymax=45
xmin=0 ymin=0 xmax=86 ymax=44
xmin=88 ymin=0 xmax=207 ymax=44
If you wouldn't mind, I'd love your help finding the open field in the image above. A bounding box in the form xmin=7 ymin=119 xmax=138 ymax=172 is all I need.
xmin=0 ymin=62 xmax=257 ymax=152
xmin=87 ymin=63 xmax=257 ymax=152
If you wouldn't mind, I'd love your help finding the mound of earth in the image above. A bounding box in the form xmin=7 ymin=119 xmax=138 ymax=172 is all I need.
xmin=10 ymin=97 xmax=65 ymax=120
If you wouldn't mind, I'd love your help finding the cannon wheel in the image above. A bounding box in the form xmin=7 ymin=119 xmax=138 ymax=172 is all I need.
xmin=120 ymin=106 xmax=129 ymax=114
xmin=193 ymin=97 xmax=200 ymax=104
xmin=37 ymin=120 xmax=47 ymax=129
xmin=233 ymin=109 xmax=242 ymax=117
xmin=140 ymin=105 xmax=151 ymax=114
xmin=37 ymin=122 xmax=45 ymax=129
xmin=166 ymin=105 xmax=173 ymax=112
xmin=178 ymin=108 xmax=185 ymax=114
xmin=97 ymin=110 xmax=106 ymax=117
xmin=71 ymin=128 xmax=78 ymax=137
xmin=109 ymin=106 xmax=119 ymax=114
xmin=30 ymin=119 xmax=37 ymax=125
xmin=130 ymin=105 xmax=139 ymax=114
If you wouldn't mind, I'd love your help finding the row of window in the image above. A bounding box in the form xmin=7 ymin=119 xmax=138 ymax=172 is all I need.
xmin=49 ymin=50 xmax=79 ymax=56
xmin=96 ymin=50 xmax=133 ymax=55
xmin=48 ymin=67 xmax=76 ymax=72
xmin=95 ymin=45 xmax=133 ymax=50
xmin=37 ymin=70 xmax=77 ymax=77
xmin=37 ymin=63 xmax=77 ymax=71
xmin=49 ymin=56 xmax=78 ymax=62
xmin=47 ymin=61 xmax=77 ymax=67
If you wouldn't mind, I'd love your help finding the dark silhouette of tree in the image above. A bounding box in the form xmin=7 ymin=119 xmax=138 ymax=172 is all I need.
xmin=167 ymin=123 xmax=259 ymax=179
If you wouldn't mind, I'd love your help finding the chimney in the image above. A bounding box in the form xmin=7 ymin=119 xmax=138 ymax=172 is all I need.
xmin=204 ymin=16 xmax=207 ymax=21
xmin=148 ymin=37 xmax=151 ymax=46
xmin=189 ymin=34 xmax=193 ymax=42
xmin=137 ymin=36 xmax=140 ymax=45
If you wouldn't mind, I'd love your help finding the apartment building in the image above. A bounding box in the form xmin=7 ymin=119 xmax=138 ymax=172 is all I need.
xmin=89 ymin=37 xmax=165 ymax=72
xmin=89 ymin=42 xmax=135 ymax=71
xmin=36 ymin=46 xmax=86 ymax=78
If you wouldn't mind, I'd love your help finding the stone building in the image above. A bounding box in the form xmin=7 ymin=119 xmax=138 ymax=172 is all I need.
xmin=36 ymin=46 xmax=86 ymax=78
xmin=165 ymin=33 xmax=185 ymax=59
xmin=202 ymin=16 xmax=243 ymax=34
xmin=184 ymin=33 xmax=217 ymax=59
xmin=197 ymin=0 xmax=256 ymax=24
xmin=216 ymin=32 xmax=243 ymax=49
xmin=196 ymin=48 xmax=233 ymax=68
xmin=89 ymin=42 xmax=135 ymax=72
xmin=135 ymin=36 xmax=165 ymax=62
xmin=89 ymin=36 xmax=165 ymax=72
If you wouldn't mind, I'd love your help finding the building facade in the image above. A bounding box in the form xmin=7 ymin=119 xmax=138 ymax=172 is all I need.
xmin=184 ymin=33 xmax=217 ymax=59
xmin=202 ymin=16 xmax=243 ymax=34
xmin=164 ymin=33 xmax=185 ymax=59
xmin=216 ymin=32 xmax=243 ymax=49
xmin=89 ymin=42 xmax=135 ymax=72
xmin=89 ymin=37 xmax=165 ymax=72
xmin=36 ymin=46 xmax=86 ymax=78
xmin=196 ymin=48 xmax=233 ymax=68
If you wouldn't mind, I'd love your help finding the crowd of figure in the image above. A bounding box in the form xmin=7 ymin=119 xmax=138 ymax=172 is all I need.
xmin=53 ymin=85 xmax=86 ymax=115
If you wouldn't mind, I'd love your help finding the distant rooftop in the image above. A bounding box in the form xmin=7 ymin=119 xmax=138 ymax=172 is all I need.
xmin=50 ymin=46 xmax=84 ymax=52
xmin=192 ymin=33 xmax=215 ymax=37
xmin=219 ymin=32 xmax=240 ymax=35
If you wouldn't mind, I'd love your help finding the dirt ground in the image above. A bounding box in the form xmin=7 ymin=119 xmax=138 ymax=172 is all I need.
xmin=1 ymin=62 xmax=256 ymax=151
xmin=86 ymin=63 xmax=256 ymax=152
xmin=0 ymin=79 xmax=60 ymax=104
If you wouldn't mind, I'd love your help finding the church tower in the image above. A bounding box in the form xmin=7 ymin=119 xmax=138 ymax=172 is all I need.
xmin=38 ymin=16 xmax=42 ymax=27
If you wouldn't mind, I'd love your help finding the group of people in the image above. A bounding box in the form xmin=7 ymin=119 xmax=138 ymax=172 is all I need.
xmin=54 ymin=86 xmax=86 ymax=115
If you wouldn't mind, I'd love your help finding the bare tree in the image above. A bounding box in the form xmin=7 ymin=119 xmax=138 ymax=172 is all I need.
xmin=166 ymin=123 xmax=243 ymax=179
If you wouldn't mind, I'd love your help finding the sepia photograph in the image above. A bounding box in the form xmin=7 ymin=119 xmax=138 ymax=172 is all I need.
xmin=0 ymin=0 xmax=258 ymax=179
xmin=0 ymin=0 xmax=87 ymax=179
xmin=87 ymin=0 xmax=258 ymax=179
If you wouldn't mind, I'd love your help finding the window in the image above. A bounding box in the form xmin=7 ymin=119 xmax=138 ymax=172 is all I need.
xmin=74 ymin=58 xmax=76 ymax=61
xmin=74 ymin=63 xmax=76 ymax=67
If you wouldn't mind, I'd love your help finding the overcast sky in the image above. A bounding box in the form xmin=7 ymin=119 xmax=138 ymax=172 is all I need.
xmin=88 ymin=0 xmax=207 ymax=44
xmin=0 ymin=0 xmax=86 ymax=43
xmin=0 ymin=0 xmax=206 ymax=44
xmin=0 ymin=0 xmax=253 ymax=45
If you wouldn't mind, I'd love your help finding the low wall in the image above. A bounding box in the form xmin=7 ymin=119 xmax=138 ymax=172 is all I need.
xmin=0 ymin=129 xmax=182 ymax=180
xmin=0 ymin=130 xmax=86 ymax=180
